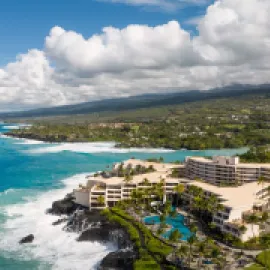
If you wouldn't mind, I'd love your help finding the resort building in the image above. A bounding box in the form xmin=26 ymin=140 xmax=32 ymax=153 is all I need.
xmin=74 ymin=156 xmax=270 ymax=241
xmin=74 ymin=159 xmax=182 ymax=210
xmin=185 ymin=156 xmax=270 ymax=185
xmin=183 ymin=181 xmax=270 ymax=241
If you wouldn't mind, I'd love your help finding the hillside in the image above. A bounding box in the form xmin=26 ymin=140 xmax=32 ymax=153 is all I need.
xmin=1 ymin=85 xmax=270 ymax=120
xmin=5 ymin=87 xmax=270 ymax=150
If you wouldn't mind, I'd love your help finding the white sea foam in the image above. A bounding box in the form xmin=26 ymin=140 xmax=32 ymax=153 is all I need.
xmin=16 ymin=139 xmax=47 ymax=145
xmin=27 ymin=141 xmax=175 ymax=154
xmin=0 ymin=174 xmax=116 ymax=270
xmin=2 ymin=123 xmax=31 ymax=129
xmin=2 ymin=125 xmax=21 ymax=130
xmin=1 ymin=188 xmax=16 ymax=195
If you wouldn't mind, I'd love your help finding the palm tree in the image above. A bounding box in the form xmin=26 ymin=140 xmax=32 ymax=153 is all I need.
xmin=246 ymin=214 xmax=259 ymax=240
xmin=173 ymin=183 xmax=185 ymax=206
xmin=257 ymin=176 xmax=266 ymax=196
xmin=177 ymin=245 xmax=189 ymax=266
xmin=142 ymin=177 xmax=150 ymax=186
xmin=124 ymin=174 xmax=133 ymax=183
xmin=260 ymin=211 xmax=269 ymax=234
xmin=197 ymin=242 xmax=206 ymax=269
xmin=169 ymin=229 xmax=182 ymax=242
xmin=187 ymin=234 xmax=197 ymax=268
xmin=239 ymin=225 xmax=247 ymax=235
xmin=188 ymin=185 xmax=203 ymax=213
xmin=97 ymin=195 xmax=105 ymax=206
xmin=160 ymin=214 xmax=166 ymax=223
xmin=190 ymin=223 xmax=198 ymax=237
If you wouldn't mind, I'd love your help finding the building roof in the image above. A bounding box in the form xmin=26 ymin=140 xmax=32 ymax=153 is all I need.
xmin=87 ymin=171 xmax=179 ymax=185
xmin=186 ymin=181 xmax=270 ymax=209
xmin=187 ymin=156 xmax=270 ymax=168
xmin=118 ymin=159 xmax=183 ymax=171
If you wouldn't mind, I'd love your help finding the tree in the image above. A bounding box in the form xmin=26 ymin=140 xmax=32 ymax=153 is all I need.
xmin=187 ymin=235 xmax=197 ymax=268
xmin=190 ymin=223 xmax=198 ymax=237
xmin=246 ymin=214 xmax=259 ymax=240
xmin=257 ymin=176 xmax=266 ymax=196
xmin=197 ymin=242 xmax=206 ymax=268
xmin=169 ymin=208 xmax=178 ymax=218
xmin=211 ymin=247 xmax=220 ymax=258
xmin=97 ymin=195 xmax=105 ymax=206
xmin=259 ymin=234 xmax=270 ymax=267
xmin=124 ymin=174 xmax=133 ymax=183
xmin=173 ymin=183 xmax=185 ymax=206
xmin=169 ymin=229 xmax=182 ymax=242
xmin=178 ymin=244 xmax=188 ymax=260
xmin=239 ymin=225 xmax=247 ymax=234
xmin=160 ymin=214 xmax=166 ymax=223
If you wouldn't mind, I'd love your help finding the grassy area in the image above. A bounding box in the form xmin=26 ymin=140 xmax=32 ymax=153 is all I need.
xmin=245 ymin=264 xmax=265 ymax=270
xmin=245 ymin=250 xmax=270 ymax=269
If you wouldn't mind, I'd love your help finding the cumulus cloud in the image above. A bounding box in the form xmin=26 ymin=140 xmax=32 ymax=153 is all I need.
xmin=0 ymin=0 xmax=270 ymax=111
xmin=45 ymin=21 xmax=198 ymax=75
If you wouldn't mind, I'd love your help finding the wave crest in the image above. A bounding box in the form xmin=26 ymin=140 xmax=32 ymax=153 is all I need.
xmin=0 ymin=173 xmax=115 ymax=270
xmin=26 ymin=142 xmax=174 ymax=154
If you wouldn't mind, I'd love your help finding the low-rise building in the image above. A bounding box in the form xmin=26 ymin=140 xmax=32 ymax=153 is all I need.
xmin=74 ymin=159 xmax=182 ymax=210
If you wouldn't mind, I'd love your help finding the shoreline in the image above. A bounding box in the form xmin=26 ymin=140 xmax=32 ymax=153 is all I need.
xmin=46 ymin=194 xmax=138 ymax=270
xmin=4 ymin=132 xmax=249 ymax=152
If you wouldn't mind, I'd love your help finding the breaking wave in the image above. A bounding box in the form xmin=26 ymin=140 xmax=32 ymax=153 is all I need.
xmin=0 ymin=174 xmax=116 ymax=270
xmin=26 ymin=142 xmax=175 ymax=154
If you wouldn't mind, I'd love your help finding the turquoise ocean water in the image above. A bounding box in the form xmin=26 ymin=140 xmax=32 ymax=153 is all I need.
xmin=0 ymin=123 xmax=247 ymax=270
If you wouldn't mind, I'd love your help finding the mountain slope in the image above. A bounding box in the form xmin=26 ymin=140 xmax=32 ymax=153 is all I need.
xmin=1 ymin=85 xmax=270 ymax=119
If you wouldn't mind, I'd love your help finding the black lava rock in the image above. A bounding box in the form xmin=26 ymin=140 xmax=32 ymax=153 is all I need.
xmin=19 ymin=234 xmax=34 ymax=244
xmin=98 ymin=250 xmax=137 ymax=270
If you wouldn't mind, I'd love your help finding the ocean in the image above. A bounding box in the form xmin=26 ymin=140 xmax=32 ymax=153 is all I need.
xmin=0 ymin=123 xmax=248 ymax=270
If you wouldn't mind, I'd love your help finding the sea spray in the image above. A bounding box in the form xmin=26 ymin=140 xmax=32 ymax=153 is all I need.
xmin=26 ymin=142 xmax=175 ymax=155
xmin=0 ymin=174 xmax=116 ymax=270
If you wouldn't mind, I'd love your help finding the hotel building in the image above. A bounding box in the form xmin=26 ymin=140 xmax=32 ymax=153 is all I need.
xmin=74 ymin=157 xmax=270 ymax=241
xmin=185 ymin=156 xmax=270 ymax=185
xmin=74 ymin=159 xmax=182 ymax=210
xmin=183 ymin=181 xmax=270 ymax=241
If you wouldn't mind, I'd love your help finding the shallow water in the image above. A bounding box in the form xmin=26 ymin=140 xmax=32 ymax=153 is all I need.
xmin=0 ymin=123 xmax=247 ymax=269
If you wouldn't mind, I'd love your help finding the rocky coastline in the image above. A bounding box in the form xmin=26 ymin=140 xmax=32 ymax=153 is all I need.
xmin=46 ymin=193 xmax=138 ymax=270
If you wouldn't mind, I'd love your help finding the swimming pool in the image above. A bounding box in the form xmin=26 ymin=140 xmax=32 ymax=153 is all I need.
xmin=144 ymin=213 xmax=192 ymax=240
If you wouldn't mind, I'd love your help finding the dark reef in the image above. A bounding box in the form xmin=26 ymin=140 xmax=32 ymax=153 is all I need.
xmin=19 ymin=234 xmax=34 ymax=244
xmin=47 ymin=195 xmax=138 ymax=270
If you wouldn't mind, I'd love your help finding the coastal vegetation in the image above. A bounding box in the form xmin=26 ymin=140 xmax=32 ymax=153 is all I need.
xmin=240 ymin=146 xmax=270 ymax=163
xmin=5 ymin=92 xmax=270 ymax=150
xmin=102 ymin=207 xmax=173 ymax=270
xmin=100 ymin=180 xmax=248 ymax=269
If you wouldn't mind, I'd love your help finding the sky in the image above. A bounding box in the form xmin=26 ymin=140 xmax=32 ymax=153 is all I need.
xmin=0 ymin=0 xmax=269 ymax=111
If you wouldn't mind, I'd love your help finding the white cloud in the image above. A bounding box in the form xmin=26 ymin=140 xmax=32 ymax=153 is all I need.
xmin=98 ymin=0 xmax=211 ymax=12
xmin=184 ymin=15 xmax=204 ymax=26
xmin=0 ymin=0 xmax=270 ymax=111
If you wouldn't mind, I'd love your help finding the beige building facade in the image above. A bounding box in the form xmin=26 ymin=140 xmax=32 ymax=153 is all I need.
xmin=185 ymin=156 xmax=270 ymax=185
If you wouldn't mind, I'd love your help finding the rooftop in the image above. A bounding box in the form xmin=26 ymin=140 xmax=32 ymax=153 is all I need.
xmin=87 ymin=171 xmax=179 ymax=185
xmin=187 ymin=156 xmax=270 ymax=168
xmin=187 ymin=180 xmax=270 ymax=209
xmin=117 ymin=159 xmax=183 ymax=171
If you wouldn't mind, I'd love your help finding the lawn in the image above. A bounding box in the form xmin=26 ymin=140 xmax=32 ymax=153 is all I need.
xmin=245 ymin=250 xmax=270 ymax=269
xmin=245 ymin=264 xmax=265 ymax=270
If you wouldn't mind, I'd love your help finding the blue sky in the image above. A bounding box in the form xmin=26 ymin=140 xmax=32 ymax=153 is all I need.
xmin=0 ymin=0 xmax=269 ymax=111
xmin=0 ymin=0 xmax=210 ymax=66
